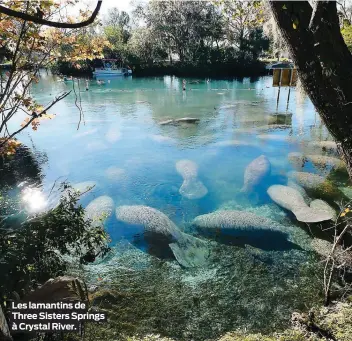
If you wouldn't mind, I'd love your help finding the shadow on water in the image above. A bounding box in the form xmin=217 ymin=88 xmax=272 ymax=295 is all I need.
xmin=194 ymin=227 xmax=303 ymax=252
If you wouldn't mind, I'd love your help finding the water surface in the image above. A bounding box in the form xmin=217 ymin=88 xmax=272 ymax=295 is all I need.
xmin=7 ymin=74 xmax=345 ymax=339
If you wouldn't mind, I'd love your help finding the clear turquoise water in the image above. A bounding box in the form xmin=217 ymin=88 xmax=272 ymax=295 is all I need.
xmin=9 ymin=74 xmax=345 ymax=338
xmin=21 ymin=74 xmax=330 ymax=221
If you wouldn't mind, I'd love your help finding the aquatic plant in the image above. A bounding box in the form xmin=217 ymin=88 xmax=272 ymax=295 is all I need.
xmin=76 ymin=239 xmax=324 ymax=341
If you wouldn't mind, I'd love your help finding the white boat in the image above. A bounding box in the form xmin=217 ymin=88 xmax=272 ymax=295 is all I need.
xmin=93 ymin=59 xmax=132 ymax=77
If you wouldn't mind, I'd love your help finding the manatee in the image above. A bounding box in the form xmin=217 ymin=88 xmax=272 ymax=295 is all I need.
xmin=179 ymin=178 xmax=208 ymax=200
xmin=310 ymin=199 xmax=337 ymax=221
xmin=85 ymin=196 xmax=114 ymax=227
xmin=288 ymin=152 xmax=305 ymax=168
xmin=305 ymin=155 xmax=345 ymax=170
xmin=241 ymin=155 xmax=271 ymax=192
xmin=307 ymin=141 xmax=337 ymax=153
xmin=267 ymin=185 xmax=333 ymax=223
xmin=105 ymin=167 xmax=127 ymax=182
xmin=176 ymin=159 xmax=208 ymax=199
xmin=288 ymin=171 xmax=325 ymax=188
xmin=287 ymin=179 xmax=312 ymax=204
xmin=192 ymin=210 xmax=301 ymax=250
xmin=115 ymin=205 xmax=210 ymax=267
xmin=193 ymin=210 xmax=279 ymax=231
xmin=176 ymin=159 xmax=198 ymax=178
xmin=288 ymin=171 xmax=345 ymax=201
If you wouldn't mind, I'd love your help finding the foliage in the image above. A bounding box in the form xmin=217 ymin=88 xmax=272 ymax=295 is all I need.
xmin=0 ymin=184 xmax=110 ymax=302
xmin=78 ymin=0 xmax=270 ymax=76
xmin=0 ymin=0 xmax=107 ymax=156
xmin=342 ymin=23 xmax=352 ymax=51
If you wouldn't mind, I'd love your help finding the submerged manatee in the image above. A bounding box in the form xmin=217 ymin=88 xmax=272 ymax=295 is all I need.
xmin=192 ymin=210 xmax=301 ymax=250
xmin=288 ymin=152 xmax=345 ymax=171
xmin=193 ymin=210 xmax=279 ymax=231
xmin=267 ymin=185 xmax=333 ymax=223
xmin=176 ymin=159 xmax=208 ymax=199
xmin=305 ymin=155 xmax=345 ymax=171
xmin=307 ymin=141 xmax=338 ymax=153
xmin=115 ymin=205 xmax=210 ymax=267
xmin=288 ymin=171 xmax=325 ymax=188
xmin=241 ymin=155 xmax=271 ymax=192
xmin=310 ymin=199 xmax=337 ymax=221
xmin=288 ymin=171 xmax=345 ymax=201
xmin=176 ymin=159 xmax=198 ymax=178
xmin=179 ymin=178 xmax=208 ymax=200
xmin=287 ymin=179 xmax=312 ymax=204
xmin=287 ymin=152 xmax=305 ymax=169
xmin=85 ymin=196 xmax=114 ymax=227
xmin=104 ymin=167 xmax=127 ymax=182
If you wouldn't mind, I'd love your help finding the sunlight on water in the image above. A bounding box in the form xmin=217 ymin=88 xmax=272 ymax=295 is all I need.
xmin=22 ymin=187 xmax=47 ymax=213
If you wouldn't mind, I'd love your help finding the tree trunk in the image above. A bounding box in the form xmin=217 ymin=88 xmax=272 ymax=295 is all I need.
xmin=269 ymin=1 xmax=352 ymax=179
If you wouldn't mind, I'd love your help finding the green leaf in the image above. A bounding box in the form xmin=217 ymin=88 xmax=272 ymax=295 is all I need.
xmin=282 ymin=4 xmax=287 ymax=10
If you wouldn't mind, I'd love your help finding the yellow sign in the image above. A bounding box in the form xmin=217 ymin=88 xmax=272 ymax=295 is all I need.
xmin=273 ymin=69 xmax=297 ymax=87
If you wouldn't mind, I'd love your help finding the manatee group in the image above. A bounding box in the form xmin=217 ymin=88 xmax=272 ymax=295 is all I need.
xmin=241 ymin=155 xmax=271 ymax=192
xmin=176 ymin=159 xmax=208 ymax=199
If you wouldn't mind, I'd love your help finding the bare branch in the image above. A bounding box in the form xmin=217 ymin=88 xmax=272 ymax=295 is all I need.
xmin=0 ymin=1 xmax=102 ymax=29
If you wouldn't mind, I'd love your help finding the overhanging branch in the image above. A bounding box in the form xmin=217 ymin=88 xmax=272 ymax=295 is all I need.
xmin=0 ymin=1 xmax=102 ymax=28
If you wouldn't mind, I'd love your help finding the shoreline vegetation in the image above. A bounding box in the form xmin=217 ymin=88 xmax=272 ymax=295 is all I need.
xmin=52 ymin=60 xmax=268 ymax=79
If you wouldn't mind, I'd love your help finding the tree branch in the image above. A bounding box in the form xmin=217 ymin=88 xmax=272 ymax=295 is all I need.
xmin=0 ymin=1 xmax=102 ymax=28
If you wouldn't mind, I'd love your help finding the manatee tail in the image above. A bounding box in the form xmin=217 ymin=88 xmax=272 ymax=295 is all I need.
xmin=293 ymin=207 xmax=333 ymax=223
xmin=169 ymin=232 xmax=210 ymax=268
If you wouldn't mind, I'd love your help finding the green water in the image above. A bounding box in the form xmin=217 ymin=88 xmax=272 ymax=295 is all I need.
xmin=6 ymin=74 xmax=349 ymax=340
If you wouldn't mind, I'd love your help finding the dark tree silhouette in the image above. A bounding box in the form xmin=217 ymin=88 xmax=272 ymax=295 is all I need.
xmin=269 ymin=1 xmax=352 ymax=178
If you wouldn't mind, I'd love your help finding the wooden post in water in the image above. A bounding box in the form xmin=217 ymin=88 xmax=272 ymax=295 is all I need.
xmin=276 ymin=69 xmax=282 ymax=110
xmin=286 ymin=69 xmax=294 ymax=111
